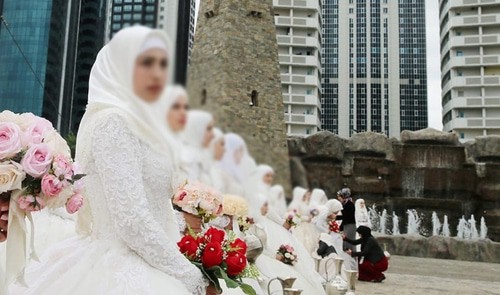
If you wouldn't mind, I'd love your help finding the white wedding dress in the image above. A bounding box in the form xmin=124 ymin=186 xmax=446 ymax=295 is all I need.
xmin=9 ymin=115 xmax=205 ymax=295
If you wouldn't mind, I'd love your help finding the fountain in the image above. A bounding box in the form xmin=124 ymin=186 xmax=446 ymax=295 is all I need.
xmin=406 ymin=209 xmax=421 ymax=235
xmin=480 ymin=217 xmax=488 ymax=239
xmin=469 ymin=215 xmax=479 ymax=239
xmin=392 ymin=212 xmax=400 ymax=235
xmin=431 ymin=212 xmax=441 ymax=236
xmin=379 ymin=209 xmax=387 ymax=235
xmin=457 ymin=216 xmax=470 ymax=239
xmin=442 ymin=215 xmax=450 ymax=237
xmin=368 ymin=205 xmax=380 ymax=232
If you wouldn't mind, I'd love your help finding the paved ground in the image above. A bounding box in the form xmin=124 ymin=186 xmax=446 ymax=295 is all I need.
xmin=355 ymin=255 xmax=500 ymax=295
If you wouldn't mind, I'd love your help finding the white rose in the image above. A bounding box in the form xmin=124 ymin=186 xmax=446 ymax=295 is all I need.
xmin=199 ymin=198 xmax=216 ymax=213
xmin=284 ymin=253 xmax=291 ymax=259
xmin=44 ymin=129 xmax=71 ymax=158
xmin=17 ymin=112 xmax=38 ymax=131
xmin=0 ymin=161 xmax=26 ymax=194
xmin=0 ymin=110 xmax=21 ymax=124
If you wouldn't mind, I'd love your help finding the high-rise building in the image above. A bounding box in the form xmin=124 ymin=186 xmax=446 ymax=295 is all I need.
xmin=108 ymin=0 xmax=158 ymax=40
xmin=321 ymin=0 xmax=428 ymax=138
xmin=69 ymin=0 xmax=109 ymax=133
xmin=0 ymin=0 xmax=85 ymax=135
xmin=0 ymin=0 xmax=54 ymax=115
xmin=273 ymin=0 xmax=322 ymax=136
xmin=440 ymin=0 xmax=500 ymax=141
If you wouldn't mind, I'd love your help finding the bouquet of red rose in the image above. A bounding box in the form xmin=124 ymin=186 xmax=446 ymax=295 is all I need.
xmin=276 ymin=244 xmax=298 ymax=266
xmin=329 ymin=220 xmax=340 ymax=233
xmin=177 ymin=227 xmax=256 ymax=295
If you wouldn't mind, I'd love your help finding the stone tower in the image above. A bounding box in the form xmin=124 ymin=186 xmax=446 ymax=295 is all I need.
xmin=187 ymin=0 xmax=291 ymax=192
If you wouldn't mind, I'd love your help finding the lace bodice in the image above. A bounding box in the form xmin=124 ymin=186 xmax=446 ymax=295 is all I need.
xmin=80 ymin=114 xmax=205 ymax=294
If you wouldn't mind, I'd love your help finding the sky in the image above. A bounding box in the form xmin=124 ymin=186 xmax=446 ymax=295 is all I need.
xmin=195 ymin=0 xmax=443 ymax=130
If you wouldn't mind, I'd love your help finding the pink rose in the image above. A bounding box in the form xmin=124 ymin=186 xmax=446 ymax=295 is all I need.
xmin=17 ymin=195 xmax=45 ymax=212
xmin=0 ymin=122 xmax=23 ymax=159
xmin=41 ymin=174 xmax=64 ymax=197
xmin=23 ymin=116 xmax=53 ymax=145
xmin=21 ymin=143 xmax=53 ymax=177
xmin=73 ymin=179 xmax=84 ymax=194
xmin=52 ymin=154 xmax=73 ymax=180
xmin=66 ymin=193 xmax=83 ymax=214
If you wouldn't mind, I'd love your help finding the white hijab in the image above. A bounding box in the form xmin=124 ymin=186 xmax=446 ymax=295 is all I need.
xmin=181 ymin=110 xmax=213 ymax=150
xmin=312 ymin=199 xmax=343 ymax=233
xmin=76 ymin=26 xmax=177 ymax=235
xmin=246 ymin=164 xmax=274 ymax=198
xmin=355 ymin=198 xmax=371 ymax=227
xmin=206 ymin=128 xmax=225 ymax=190
xmin=309 ymin=188 xmax=328 ymax=211
xmin=180 ymin=110 xmax=213 ymax=181
xmin=289 ymin=186 xmax=308 ymax=213
xmin=79 ymin=25 xmax=176 ymax=162
xmin=269 ymin=185 xmax=287 ymax=218
xmin=220 ymin=133 xmax=255 ymax=183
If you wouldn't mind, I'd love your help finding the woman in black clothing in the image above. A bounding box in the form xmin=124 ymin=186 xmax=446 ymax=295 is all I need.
xmin=335 ymin=188 xmax=356 ymax=251
xmin=343 ymin=226 xmax=388 ymax=282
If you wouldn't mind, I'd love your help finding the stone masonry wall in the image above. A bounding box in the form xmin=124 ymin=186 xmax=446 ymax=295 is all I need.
xmin=187 ymin=0 xmax=291 ymax=192
xmin=288 ymin=129 xmax=500 ymax=242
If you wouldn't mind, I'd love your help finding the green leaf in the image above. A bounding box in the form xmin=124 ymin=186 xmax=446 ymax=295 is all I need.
xmin=72 ymin=174 xmax=86 ymax=181
xmin=239 ymin=283 xmax=257 ymax=295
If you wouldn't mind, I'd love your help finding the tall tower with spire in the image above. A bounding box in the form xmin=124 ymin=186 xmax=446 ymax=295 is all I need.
xmin=187 ymin=0 xmax=291 ymax=191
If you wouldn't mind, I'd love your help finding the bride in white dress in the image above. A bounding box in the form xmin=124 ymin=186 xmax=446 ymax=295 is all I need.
xmin=246 ymin=166 xmax=325 ymax=295
xmin=219 ymin=133 xmax=257 ymax=196
xmin=180 ymin=110 xmax=215 ymax=182
xmin=249 ymin=193 xmax=325 ymax=295
xmin=9 ymin=26 xmax=206 ymax=294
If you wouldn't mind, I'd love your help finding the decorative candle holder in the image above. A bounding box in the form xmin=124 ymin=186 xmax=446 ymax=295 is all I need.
xmin=332 ymin=257 xmax=345 ymax=288
xmin=344 ymin=270 xmax=358 ymax=295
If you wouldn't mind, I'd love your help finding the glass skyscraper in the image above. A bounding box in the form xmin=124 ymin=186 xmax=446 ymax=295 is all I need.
xmin=0 ymin=0 xmax=53 ymax=115
xmin=321 ymin=0 xmax=428 ymax=138
xmin=109 ymin=0 xmax=158 ymax=39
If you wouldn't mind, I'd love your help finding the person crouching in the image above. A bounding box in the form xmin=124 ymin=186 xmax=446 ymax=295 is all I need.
xmin=343 ymin=226 xmax=388 ymax=282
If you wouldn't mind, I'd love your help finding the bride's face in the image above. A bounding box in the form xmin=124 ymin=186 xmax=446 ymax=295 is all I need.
xmin=359 ymin=200 xmax=365 ymax=208
xmin=202 ymin=121 xmax=215 ymax=148
xmin=233 ymin=146 xmax=244 ymax=164
xmin=168 ymin=95 xmax=189 ymax=132
xmin=133 ymin=48 xmax=168 ymax=102
xmin=263 ymin=172 xmax=274 ymax=186
xmin=213 ymin=138 xmax=225 ymax=161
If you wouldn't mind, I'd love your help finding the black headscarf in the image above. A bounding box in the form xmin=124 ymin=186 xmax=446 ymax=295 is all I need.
xmin=356 ymin=226 xmax=373 ymax=239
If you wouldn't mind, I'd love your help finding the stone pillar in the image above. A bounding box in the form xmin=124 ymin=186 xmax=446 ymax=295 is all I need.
xmin=187 ymin=0 xmax=291 ymax=192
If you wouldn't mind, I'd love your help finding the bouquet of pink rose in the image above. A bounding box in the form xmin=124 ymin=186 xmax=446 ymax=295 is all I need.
xmin=0 ymin=110 xmax=84 ymax=215
xmin=276 ymin=244 xmax=298 ymax=266
xmin=284 ymin=209 xmax=301 ymax=228
xmin=0 ymin=110 xmax=85 ymax=287
xmin=172 ymin=180 xmax=224 ymax=224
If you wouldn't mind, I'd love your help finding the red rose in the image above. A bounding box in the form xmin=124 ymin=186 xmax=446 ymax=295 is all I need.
xmin=177 ymin=235 xmax=199 ymax=259
xmin=201 ymin=242 xmax=224 ymax=268
xmin=225 ymin=252 xmax=247 ymax=277
xmin=204 ymin=227 xmax=225 ymax=244
xmin=229 ymin=238 xmax=247 ymax=256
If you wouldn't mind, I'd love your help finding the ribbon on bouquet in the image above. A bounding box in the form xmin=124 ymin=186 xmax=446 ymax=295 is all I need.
xmin=4 ymin=190 xmax=39 ymax=289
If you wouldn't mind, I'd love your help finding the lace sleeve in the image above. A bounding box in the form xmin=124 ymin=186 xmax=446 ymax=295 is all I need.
xmin=91 ymin=115 xmax=206 ymax=294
